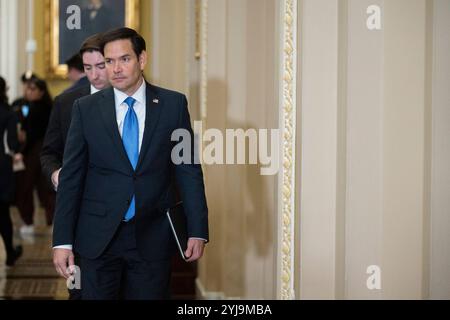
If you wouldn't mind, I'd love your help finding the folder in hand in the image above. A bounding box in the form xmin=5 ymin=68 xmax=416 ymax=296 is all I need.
xmin=166 ymin=201 xmax=188 ymax=261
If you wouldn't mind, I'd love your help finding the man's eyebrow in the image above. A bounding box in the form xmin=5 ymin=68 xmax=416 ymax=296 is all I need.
xmin=105 ymin=54 xmax=132 ymax=61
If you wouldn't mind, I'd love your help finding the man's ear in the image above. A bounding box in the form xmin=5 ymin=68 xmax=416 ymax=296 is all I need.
xmin=139 ymin=50 xmax=148 ymax=71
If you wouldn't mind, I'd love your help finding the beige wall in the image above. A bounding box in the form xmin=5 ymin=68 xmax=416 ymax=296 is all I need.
xmin=344 ymin=0 xmax=383 ymax=299
xmin=151 ymin=0 xmax=280 ymax=299
xmin=381 ymin=0 xmax=430 ymax=299
xmin=299 ymin=0 xmax=341 ymax=299
xmin=150 ymin=0 xmax=187 ymax=94
xmin=198 ymin=0 xmax=279 ymax=299
xmin=0 ymin=0 xmax=19 ymax=101
xmin=299 ymin=0 xmax=450 ymax=299
xmin=430 ymin=0 xmax=450 ymax=299
xmin=17 ymin=0 xmax=29 ymax=98
xmin=152 ymin=0 xmax=450 ymax=300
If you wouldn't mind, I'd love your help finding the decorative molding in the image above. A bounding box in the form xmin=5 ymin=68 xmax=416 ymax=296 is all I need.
xmin=199 ymin=0 xmax=208 ymax=120
xmin=277 ymin=0 xmax=297 ymax=300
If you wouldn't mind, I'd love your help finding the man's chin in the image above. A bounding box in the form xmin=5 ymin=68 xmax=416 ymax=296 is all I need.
xmin=111 ymin=81 xmax=127 ymax=90
xmin=94 ymin=85 xmax=108 ymax=90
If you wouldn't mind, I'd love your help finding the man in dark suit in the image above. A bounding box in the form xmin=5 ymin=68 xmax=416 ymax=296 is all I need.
xmin=42 ymin=33 xmax=109 ymax=300
xmin=52 ymin=28 xmax=209 ymax=300
xmin=41 ymin=33 xmax=109 ymax=191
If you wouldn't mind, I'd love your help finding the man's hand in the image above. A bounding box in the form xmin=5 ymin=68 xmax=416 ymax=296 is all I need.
xmin=184 ymin=238 xmax=205 ymax=262
xmin=53 ymin=248 xmax=75 ymax=279
xmin=51 ymin=168 xmax=61 ymax=191
xmin=13 ymin=153 xmax=23 ymax=162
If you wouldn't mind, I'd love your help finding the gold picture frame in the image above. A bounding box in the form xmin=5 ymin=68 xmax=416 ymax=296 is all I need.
xmin=45 ymin=0 xmax=140 ymax=79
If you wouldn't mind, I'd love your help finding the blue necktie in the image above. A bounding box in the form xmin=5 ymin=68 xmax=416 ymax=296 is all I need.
xmin=122 ymin=97 xmax=138 ymax=221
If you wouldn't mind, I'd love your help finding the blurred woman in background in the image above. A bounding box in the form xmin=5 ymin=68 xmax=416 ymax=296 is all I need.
xmin=0 ymin=76 xmax=23 ymax=266
xmin=15 ymin=76 xmax=54 ymax=234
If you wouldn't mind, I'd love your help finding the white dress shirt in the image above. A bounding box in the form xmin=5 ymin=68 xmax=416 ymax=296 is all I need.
xmin=114 ymin=79 xmax=146 ymax=152
xmin=90 ymin=85 xmax=100 ymax=94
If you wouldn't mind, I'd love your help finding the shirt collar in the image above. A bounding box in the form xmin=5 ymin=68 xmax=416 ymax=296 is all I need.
xmin=90 ymin=85 xmax=100 ymax=94
xmin=113 ymin=78 xmax=146 ymax=107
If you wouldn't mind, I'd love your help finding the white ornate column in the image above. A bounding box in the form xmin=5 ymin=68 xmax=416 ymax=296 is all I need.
xmin=0 ymin=0 xmax=18 ymax=102
xmin=277 ymin=0 xmax=298 ymax=300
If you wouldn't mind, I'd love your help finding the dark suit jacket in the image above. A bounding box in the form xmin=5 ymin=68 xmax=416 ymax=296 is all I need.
xmin=52 ymin=83 xmax=209 ymax=262
xmin=63 ymin=77 xmax=90 ymax=95
xmin=41 ymin=85 xmax=90 ymax=185
xmin=0 ymin=104 xmax=19 ymax=203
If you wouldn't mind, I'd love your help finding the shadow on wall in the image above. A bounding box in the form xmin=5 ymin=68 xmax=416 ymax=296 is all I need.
xmin=196 ymin=79 xmax=275 ymax=298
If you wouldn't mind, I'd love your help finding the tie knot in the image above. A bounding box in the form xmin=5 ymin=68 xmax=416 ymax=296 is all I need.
xmin=124 ymin=97 xmax=136 ymax=108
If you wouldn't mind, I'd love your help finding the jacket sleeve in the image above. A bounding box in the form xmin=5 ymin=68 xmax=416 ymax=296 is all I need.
xmin=6 ymin=112 xmax=19 ymax=153
xmin=173 ymin=94 xmax=209 ymax=242
xmin=41 ymin=96 xmax=64 ymax=184
xmin=52 ymin=100 xmax=88 ymax=247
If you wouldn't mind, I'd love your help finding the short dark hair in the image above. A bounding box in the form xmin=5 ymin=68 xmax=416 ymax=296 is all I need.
xmin=65 ymin=53 xmax=84 ymax=72
xmin=26 ymin=76 xmax=53 ymax=106
xmin=101 ymin=27 xmax=146 ymax=58
xmin=79 ymin=33 xmax=104 ymax=57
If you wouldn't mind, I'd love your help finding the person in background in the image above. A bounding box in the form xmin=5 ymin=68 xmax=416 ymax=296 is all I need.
xmin=41 ymin=33 xmax=110 ymax=192
xmin=41 ymin=33 xmax=109 ymax=300
xmin=64 ymin=54 xmax=89 ymax=93
xmin=0 ymin=76 xmax=23 ymax=266
xmin=11 ymin=71 xmax=37 ymax=149
xmin=11 ymin=71 xmax=37 ymax=112
xmin=15 ymin=77 xmax=54 ymax=235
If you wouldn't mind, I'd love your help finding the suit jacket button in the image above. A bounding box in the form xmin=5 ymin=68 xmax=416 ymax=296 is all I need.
xmin=133 ymin=174 xmax=137 ymax=181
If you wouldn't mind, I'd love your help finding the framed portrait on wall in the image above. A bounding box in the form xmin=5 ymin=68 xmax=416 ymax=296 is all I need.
xmin=45 ymin=0 xmax=140 ymax=78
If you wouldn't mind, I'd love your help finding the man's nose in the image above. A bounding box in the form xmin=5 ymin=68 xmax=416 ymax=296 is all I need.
xmin=113 ymin=61 xmax=122 ymax=73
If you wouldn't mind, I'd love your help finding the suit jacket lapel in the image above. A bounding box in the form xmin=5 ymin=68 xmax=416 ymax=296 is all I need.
xmin=80 ymin=85 xmax=91 ymax=97
xmin=99 ymin=88 xmax=134 ymax=173
xmin=136 ymin=83 xmax=163 ymax=171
